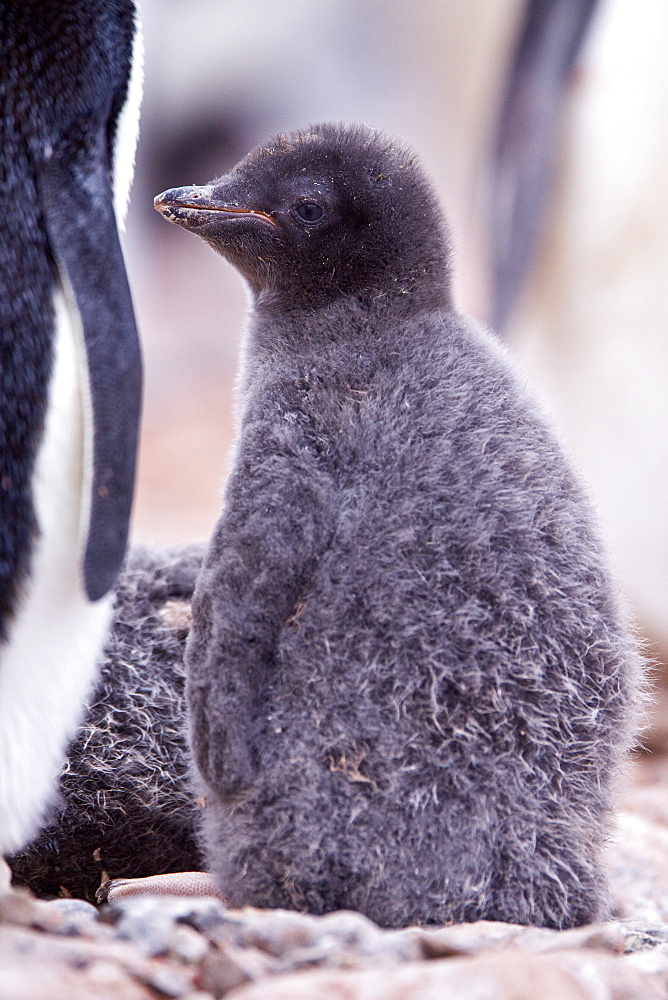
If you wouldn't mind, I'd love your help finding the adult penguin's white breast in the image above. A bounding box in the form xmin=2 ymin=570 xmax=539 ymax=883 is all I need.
xmin=0 ymin=292 xmax=113 ymax=853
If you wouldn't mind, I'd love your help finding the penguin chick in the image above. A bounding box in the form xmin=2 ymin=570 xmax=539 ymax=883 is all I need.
xmin=155 ymin=123 xmax=642 ymax=930
xmin=0 ymin=1 xmax=143 ymax=857
xmin=8 ymin=545 xmax=204 ymax=903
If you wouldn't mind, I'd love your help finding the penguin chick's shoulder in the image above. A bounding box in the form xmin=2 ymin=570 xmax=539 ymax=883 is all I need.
xmin=156 ymin=123 xmax=643 ymax=930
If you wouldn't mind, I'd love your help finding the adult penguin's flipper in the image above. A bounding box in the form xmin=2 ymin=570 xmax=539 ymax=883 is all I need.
xmin=39 ymin=152 xmax=142 ymax=602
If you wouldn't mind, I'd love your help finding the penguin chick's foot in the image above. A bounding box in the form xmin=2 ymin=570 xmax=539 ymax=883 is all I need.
xmin=97 ymin=871 xmax=227 ymax=905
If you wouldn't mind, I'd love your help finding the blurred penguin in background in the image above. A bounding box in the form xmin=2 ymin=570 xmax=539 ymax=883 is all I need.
xmin=490 ymin=0 xmax=668 ymax=681
xmin=488 ymin=0 xmax=600 ymax=332
xmin=0 ymin=0 xmax=143 ymax=865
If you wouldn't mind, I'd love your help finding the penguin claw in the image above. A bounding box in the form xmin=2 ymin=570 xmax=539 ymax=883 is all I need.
xmin=97 ymin=871 xmax=228 ymax=904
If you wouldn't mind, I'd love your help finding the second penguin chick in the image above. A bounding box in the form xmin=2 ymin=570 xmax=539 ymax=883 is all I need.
xmin=155 ymin=123 xmax=642 ymax=930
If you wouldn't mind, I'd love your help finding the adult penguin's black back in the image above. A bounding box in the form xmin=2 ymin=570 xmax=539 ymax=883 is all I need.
xmin=0 ymin=1 xmax=142 ymax=856
xmin=156 ymin=123 xmax=642 ymax=929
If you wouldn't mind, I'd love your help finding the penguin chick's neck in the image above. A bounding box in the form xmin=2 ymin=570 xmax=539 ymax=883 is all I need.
xmin=254 ymin=275 xmax=454 ymax=338
xmin=234 ymin=292 xmax=450 ymax=408
xmin=254 ymin=250 xmax=451 ymax=318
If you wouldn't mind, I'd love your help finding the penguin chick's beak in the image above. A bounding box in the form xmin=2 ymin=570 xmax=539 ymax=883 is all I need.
xmin=154 ymin=185 xmax=276 ymax=229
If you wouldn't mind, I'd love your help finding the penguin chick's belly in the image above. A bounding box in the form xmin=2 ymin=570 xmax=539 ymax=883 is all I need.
xmin=0 ymin=290 xmax=112 ymax=855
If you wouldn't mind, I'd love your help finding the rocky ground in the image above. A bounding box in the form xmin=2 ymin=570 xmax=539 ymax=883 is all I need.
xmin=1 ymin=752 xmax=668 ymax=999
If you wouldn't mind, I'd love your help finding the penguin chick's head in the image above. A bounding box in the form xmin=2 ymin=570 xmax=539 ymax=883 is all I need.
xmin=154 ymin=123 xmax=452 ymax=310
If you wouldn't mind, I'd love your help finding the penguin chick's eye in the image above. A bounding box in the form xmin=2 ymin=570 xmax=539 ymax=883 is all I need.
xmin=292 ymin=201 xmax=325 ymax=225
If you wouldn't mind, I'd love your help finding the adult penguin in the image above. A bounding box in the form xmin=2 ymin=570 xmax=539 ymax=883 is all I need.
xmin=0 ymin=1 xmax=143 ymax=860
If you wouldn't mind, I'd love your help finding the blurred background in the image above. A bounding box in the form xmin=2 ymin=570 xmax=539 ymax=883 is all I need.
xmin=123 ymin=0 xmax=668 ymax=720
